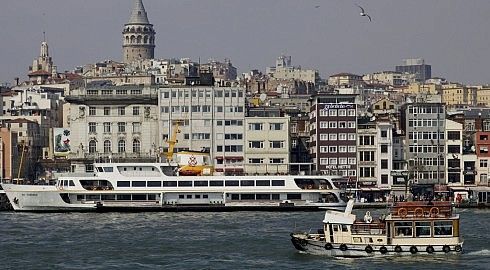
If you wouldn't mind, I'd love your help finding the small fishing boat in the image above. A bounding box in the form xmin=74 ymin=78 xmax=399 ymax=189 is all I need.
xmin=291 ymin=199 xmax=463 ymax=257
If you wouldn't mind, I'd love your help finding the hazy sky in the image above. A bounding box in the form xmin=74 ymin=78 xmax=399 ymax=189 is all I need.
xmin=1 ymin=0 xmax=490 ymax=85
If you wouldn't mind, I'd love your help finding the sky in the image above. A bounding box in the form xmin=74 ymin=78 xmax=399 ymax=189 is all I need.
xmin=1 ymin=0 xmax=490 ymax=85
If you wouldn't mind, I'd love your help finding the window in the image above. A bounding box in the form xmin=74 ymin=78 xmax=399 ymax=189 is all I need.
xmin=117 ymin=181 xmax=130 ymax=187
xmin=320 ymin=121 xmax=328 ymax=128
xmin=132 ymin=181 xmax=146 ymax=187
xmin=448 ymin=145 xmax=460 ymax=154
xmin=133 ymin=106 xmax=140 ymax=116
xmin=249 ymin=123 xmax=263 ymax=130
xmin=89 ymin=107 xmax=96 ymax=116
xmin=249 ymin=141 xmax=264 ymax=149
xmin=118 ymin=140 xmax=126 ymax=153
xmin=394 ymin=221 xmax=413 ymax=237
xmin=272 ymin=180 xmax=285 ymax=186
xmin=348 ymin=109 xmax=356 ymax=116
xmin=178 ymin=181 xmax=193 ymax=187
xmin=104 ymin=107 xmax=110 ymax=116
xmin=118 ymin=106 xmax=125 ymax=116
xmin=133 ymin=139 xmax=141 ymax=153
xmin=329 ymin=109 xmax=337 ymax=116
xmin=194 ymin=181 xmax=208 ymax=187
xmin=381 ymin=145 xmax=388 ymax=153
xmin=338 ymin=109 xmax=346 ymax=116
xmin=270 ymin=123 xmax=283 ymax=130
xmin=103 ymin=122 xmax=111 ymax=133
xmin=448 ymin=131 xmax=460 ymax=140
xmin=240 ymin=180 xmax=254 ymax=186
xmin=381 ymin=130 xmax=387 ymax=138
xmin=210 ymin=180 xmax=224 ymax=186
xmin=225 ymin=180 xmax=239 ymax=186
xmin=89 ymin=122 xmax=96 ymax=133
xmin=329 ymin=122 xmax=337 ymax=128
xmin=89 ymin=140 xmax=97 ymax=153
xmin=132 ymin=122 xmax=141 ymax=133
xmin=270 ymin=141 xmax=284 ymax=148
xmin=249 ymin=158 xmax=264 ymax=164
xmin=434 ymin=221 xmax=453 ymax=236
xmin=381 ymin=174 xmax=388 ymax=184
xmin=147 ymin=181 xmax=161 ymax=187
xmin=329 ymin=134 xmax=337 ymax=140
xmin=481 ymin=160 xmax=488 ymax=168
xmin=320 ymin=134 xmax=328 ymax=141
xmin=381 ymin=159 xmax=388 ymax=169
xmin=348 ymin=146 xmax=356 ymax=152
xmin=348 ymin=133 xmax=356 ymax=141
xmin=415 ymin=222 xmax=431 ymax=237
xmin=103 ymin=140 xmax=111 ymax=153
xmin=270 ymin=158 xmax=284 ymax=164
xmin=256 ymin=180 xmax=270 ymax=186
xmin=118 ymin=122 xmax=126 ymax=133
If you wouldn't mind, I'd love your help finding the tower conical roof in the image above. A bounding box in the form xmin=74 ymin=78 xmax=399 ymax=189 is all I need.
xmin=127 ymin=0 xmax=150 ymax=24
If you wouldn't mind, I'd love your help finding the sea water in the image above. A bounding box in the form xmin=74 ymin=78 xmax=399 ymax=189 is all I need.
xmin=0 ymin=208 xmax=489 ymax=269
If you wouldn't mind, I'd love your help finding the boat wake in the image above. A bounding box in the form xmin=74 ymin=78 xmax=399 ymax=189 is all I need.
xmin=465 ymin=249 xmax=490 ymax=256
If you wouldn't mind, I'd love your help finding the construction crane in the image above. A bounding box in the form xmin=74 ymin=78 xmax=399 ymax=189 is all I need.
xmin=165 ymin=120 xmax=184 ymax=162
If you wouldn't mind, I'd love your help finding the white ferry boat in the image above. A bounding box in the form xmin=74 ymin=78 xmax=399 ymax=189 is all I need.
xmin=291 ymin=199 xmax=464 ymax=257
xmin=2 ymin=162 xmax=347 ymax=212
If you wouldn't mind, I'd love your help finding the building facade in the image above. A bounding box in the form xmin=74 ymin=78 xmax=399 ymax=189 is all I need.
xmin=309 ymin=94 xmax=358 ymax=182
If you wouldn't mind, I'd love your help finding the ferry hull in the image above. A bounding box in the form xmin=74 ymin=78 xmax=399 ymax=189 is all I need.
xmin=291 ymin=234 xmax=464 ymax=257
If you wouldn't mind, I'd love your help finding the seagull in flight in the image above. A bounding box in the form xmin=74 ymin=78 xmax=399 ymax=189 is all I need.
xmin=315 ymin=5 xmax=320 ymax=8
xmin=356 ymin=4 xmax=371 ymax=22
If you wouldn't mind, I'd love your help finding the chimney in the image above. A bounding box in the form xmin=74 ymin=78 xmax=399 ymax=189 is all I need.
xmin=14 ymin=77 xmax=19 ymax=86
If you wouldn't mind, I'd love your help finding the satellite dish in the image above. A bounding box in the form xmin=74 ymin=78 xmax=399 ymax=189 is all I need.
xmin=259 ymin=93 xmax=267 ymax=101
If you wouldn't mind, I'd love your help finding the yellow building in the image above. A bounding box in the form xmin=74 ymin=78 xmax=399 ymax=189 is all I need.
xmin=442 ymin=85 xmax=477 ymax=107
xmin=476 ymin=87 xmax=490 ymax=106
xmin=404 ymin=83 xmax=441 ymax=95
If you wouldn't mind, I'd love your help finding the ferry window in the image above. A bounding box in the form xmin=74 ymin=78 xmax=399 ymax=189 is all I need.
xmin=132 ymin=181 xmax=146 ymax=187
xmin=364 ymin=237 xmax=373 ymax=243
xmin=186 ymin=195 xmax=192 ymax=199
xmin=287 ymin=193 xmax=301 ymax=200
xmin=195 ymin=195 xmax=201 ymax=199
xmin=86 ymin=195 xmax=100 ymax=201
xmin=86 ymin=164 xmax=94 ymax=173
xmin=333 ymin=225 xmax=339 ymax=232
xmin=148 ymin=194 xmax=157 ymax=200
xmin=256 ymin=194 xmax=271 ymax=200
xmin=241 ymin=194 xmax=255 ymax=200
xmin=231 ymin=194 xmax=239 ymax=200
xmin=353 ymin=237 xmax=362 ymax=243
xmin=77 ymin=195 xmax=85 ymax=201
xmin=256 ymin=180 xmax=270 ymax=186
xmin=272 ymin=180 xmax=285 ymax=186
xmin=179 ymin=195 xmax=184 ymax=199
xmin=103 ymin=167 xmax=114 ymax=172
xmin=415 ymin=222 xmax=431 ymax=237
xmin=101 ymin=195 xmax=115 ymax=200
xmin=240 ymin=180 xmax=254 ymax=186
xmin=147 ymin=181 xmax=162 ymax=187
xmin=394 ymin=222 xmax=413 ymax=237
xmin=63 ymin=180 xmax=68 ymax=186
xmin=272 ymin=194 xmax=280 ymax=200
xmin=342 ymin=225 xmax=349 ymax=232
xmin=434 ymin=221 xmax=453 ymax=236
xmin=69 ymin=180 xmax=75 ymax=186
xmin=225 ymin=180 xmax=239 ymax=186
xmin=178 ymin=181 xmax=193 ymax=187
xmin=203 ymin=194 xmax=208 ymax=199
xmin=210 ymin=180 xmax=224 ymax=186
xmin=97 ymin=167 xmax=104 ymax=172
xmin=163 ymin=181 xmax=177 ymax=187
xmin=117 ymin=194 xmax=131 ymax=200
xmin=194 ymin=181 xmax=209 ymax=187
xmin=117 ymin=181 xmax=130 ymax=187
xmin=132 ymin=194 xmax=147 ymax=200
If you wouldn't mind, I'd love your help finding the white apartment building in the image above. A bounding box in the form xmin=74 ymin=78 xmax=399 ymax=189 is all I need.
xmin=446 ymin=119 xmax=463 ymax=186
xmin=244 ymin=116 xmax=290 ymax=175
xmin=158 ymin=86 xmax=246 ymax=175
xmin=66 ymin=85 xmax=160 ymax=166
xmin=376 ymin=121 xmax=394 ymax=189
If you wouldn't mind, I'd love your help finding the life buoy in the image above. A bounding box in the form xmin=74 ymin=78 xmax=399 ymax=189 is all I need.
xmin=379 ymin=246 xmax=388 ymax=254
xmin=324 ymin=243 xmax=333 ymax=250
xmin=414 ymin=207 xmax=424 ymax=217
xmin=429 ymin=207 xmax=439 ymax=217
xmin=398 ymin=208 xmax=408 ymax=217
xmin=299 ymin=239 xmax=307 ymax=246
xmin=410 ymin=246 xmax=418 ymax=254
xmin=59 ymin=186 xmax=64 ymax=190
xmin=426 ymin=246 xmax=435 ymax=254
xmin=443 ymin=245 xmax=451 ymax=253
xmin=455 ymin=245 xmax=463 ymax=253
xmin=394 ymin=245 xmax=403 ymax=253
xmin=365 ymin=245 xmax=374 ymax=254
xmin=339 ymin=244 xmax=348 ymax=251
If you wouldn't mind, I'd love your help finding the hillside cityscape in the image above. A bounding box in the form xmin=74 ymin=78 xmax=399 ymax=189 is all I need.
xmin=2 ymin=0 xmax=490 ymax=205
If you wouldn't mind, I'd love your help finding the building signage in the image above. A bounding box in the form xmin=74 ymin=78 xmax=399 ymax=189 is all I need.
xmin=53 ymin=128 xmax=71 ymax=157
xmin=324 ymin=165 xmax=352 ymax=170
xmin=323 ymin=104 xmax=355 ymax=110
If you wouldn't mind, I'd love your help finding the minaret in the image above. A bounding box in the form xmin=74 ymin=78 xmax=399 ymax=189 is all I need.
xmin=122 ymin=0 xmax=156 ymax=63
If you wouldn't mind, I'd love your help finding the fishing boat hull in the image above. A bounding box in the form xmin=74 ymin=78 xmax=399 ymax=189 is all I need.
xmin=291 ymin=233 xmax=464 ymax=257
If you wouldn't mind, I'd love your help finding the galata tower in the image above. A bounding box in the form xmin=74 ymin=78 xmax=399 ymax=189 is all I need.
xmin=122 ymin=0 xmax=156 ymax=63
